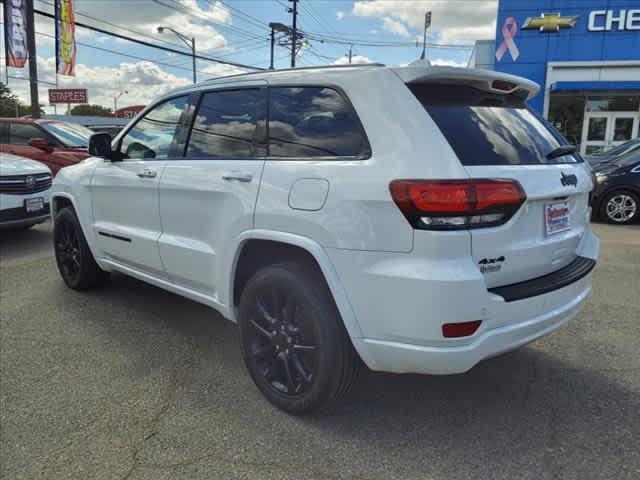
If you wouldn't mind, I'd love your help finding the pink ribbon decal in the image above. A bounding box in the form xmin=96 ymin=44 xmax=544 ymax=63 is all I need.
xmin=495 ymin=17 xmax=519 ymax=61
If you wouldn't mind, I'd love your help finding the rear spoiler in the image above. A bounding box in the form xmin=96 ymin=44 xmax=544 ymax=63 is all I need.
xmin=391 ymin=64 xmax=540 ymax=101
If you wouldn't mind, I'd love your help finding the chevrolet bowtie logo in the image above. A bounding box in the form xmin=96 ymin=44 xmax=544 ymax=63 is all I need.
xmin=522 ymin=12 xmax=579 ymax=32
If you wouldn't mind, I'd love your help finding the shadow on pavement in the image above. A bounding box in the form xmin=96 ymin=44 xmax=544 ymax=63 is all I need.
xmin=0 ymin=220 xmax=53 ymax=264
xmin=52 ymin=271 xmax=638 ymax=479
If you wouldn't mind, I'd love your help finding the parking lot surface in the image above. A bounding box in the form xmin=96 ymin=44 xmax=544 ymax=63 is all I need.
xmin=1 ymin=221 xmax=639 ymax=480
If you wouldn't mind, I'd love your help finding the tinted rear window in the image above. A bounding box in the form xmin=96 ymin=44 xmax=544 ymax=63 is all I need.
xmin=410 ymin=84 xmax=581 ymax=166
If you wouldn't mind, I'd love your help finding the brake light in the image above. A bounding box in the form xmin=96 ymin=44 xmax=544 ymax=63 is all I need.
xmin=491 ymin=79 xmax=516 ymax=91
xmin=389 ymin=179 xmax=526 ymax=230
xmin=442 ymin=321 xmax=482 ymax=338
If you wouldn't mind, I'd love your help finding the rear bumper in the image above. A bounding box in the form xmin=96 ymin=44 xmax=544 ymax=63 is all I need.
xmin=353 ymin=274 xmax=591 ymax=375
xmin=327 ymin=226 xmax=599 ymax=375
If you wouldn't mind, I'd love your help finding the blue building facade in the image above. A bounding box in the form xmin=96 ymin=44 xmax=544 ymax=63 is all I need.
xmin=472 ymin=0 xmax=640 ymax=154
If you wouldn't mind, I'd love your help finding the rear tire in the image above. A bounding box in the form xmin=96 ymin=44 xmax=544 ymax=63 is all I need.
xmin=238 ymin=261 xmax=360 ymax=414
xmin=54 ymin=207 xmax=109 ymax=290
xmin=600 ymin=190 xmax=639 ymax=225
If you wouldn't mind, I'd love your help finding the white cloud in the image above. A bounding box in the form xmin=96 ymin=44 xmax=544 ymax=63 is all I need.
xmin=201 ymin=63 xmax=247 ymax=79
xmin=36 ymin=0 xmax=232 ymax=52
xmin=352 ymin=0 xmax=497 ymax=44
xmin=331 ymin=54 xmax=374 ymax=66
xmin=7 ymin=56 xmax=192 ymax=113
xmin=382 ymin=17 xmax=410 ymax=37
xmin=431 ymin=58 xmax=467 ymax=68
xmin=336 ymin=10 xmax=346 ymax=20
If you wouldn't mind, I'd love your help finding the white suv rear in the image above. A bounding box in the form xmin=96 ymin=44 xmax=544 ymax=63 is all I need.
xmin=51 ymin=63 xmax=599 ymax=413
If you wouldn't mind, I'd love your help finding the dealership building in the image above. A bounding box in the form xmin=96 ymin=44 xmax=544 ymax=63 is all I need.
xmin=469 ymin=0 xmax=640 ymax=155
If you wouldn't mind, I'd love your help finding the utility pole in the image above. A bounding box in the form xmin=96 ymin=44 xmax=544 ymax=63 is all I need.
xmin=420 ymin=11 xmax=432 ymax=60
xmin=190 ymin=37 xmax=197 ymax=84
xmin=25 ymin=0 xmax=40 ymax=118
xmin=269 ymin=26 xmax=275 ymax=69
xmin=289 ymin=0 xmax=298 ymax=67
xmin=348 ymin=45 xmax=353 ymax=64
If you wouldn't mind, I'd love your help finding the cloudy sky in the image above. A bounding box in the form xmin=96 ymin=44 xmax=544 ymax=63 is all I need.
xmin=1 ymin=0 xmax=498 ymax=113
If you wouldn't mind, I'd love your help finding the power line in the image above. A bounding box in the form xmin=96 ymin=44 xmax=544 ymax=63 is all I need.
xmin=29 ymin=6 xmax=265 ymax=70
xmin=152 ymin=0 xmax=267 ymax=42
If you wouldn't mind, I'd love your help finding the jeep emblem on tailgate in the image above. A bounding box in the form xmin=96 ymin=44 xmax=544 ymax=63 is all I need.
xmin=560 ymin=172 xmax=577 ymax=187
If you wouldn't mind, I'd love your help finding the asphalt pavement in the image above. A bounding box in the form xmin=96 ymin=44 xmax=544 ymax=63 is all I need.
xmin=1 ymin=221 xmax=639 ymax=480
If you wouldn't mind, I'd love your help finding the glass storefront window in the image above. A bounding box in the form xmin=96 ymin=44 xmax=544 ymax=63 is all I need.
xmin=586 ymin=96 xmax=640 ymax=112
xmin=548 ymin=94 xmax=586 ymax=148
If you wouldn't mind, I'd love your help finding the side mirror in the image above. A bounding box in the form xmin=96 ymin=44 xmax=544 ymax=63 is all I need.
xmin=89 ymin=132 xmax=113 ymax=159
xmin=28 ymin=137 xmax=53 ymax=153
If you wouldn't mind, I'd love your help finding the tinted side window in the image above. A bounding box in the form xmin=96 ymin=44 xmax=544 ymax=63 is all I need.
xmin=120 ymin=96 xmax=188 ymax=159
xmin=10 ymin=124 xmax=46 ymax=145
xmin=268 ymin=87 xmax=370 ymax=158
xmin=0 ymin=123 xmax=8 ymax=143
xmin=186 ymin=89 xmax=265 ymax=158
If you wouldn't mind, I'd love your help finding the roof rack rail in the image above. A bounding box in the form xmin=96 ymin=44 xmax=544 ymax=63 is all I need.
xmin=200 ymin=62 xmax=386 ymax=84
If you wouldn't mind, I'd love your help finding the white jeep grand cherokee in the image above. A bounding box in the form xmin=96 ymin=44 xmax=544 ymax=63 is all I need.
xmin=51 ymin=63 xmax=599 ymax=413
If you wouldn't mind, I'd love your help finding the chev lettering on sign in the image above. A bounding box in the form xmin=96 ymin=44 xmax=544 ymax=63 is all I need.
xmin=588 ymin=9 xmax=640 ymax=31
xmin=48 ymin=88 xmax=88 ymax=104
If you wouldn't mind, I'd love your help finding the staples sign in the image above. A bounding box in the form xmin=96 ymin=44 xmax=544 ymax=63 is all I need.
xmin=48 ymin=88 xmax=88 ymax=104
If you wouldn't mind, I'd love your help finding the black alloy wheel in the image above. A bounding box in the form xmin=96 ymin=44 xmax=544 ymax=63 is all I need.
xmin=246 ymin=285 xmax=318 ymax=397
xmin=55 ymin=217 xmax=82 ymax=284
xmin=238 ymin=261 xmax=359 ymax=414
xmin=54 ymin=207 xmax=108 ymax=290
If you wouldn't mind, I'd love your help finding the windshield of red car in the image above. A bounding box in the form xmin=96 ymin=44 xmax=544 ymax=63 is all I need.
xmin=40 ymin=121 xmax=93 ymax=148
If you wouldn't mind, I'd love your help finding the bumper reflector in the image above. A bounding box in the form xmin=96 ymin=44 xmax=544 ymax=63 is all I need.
xmin=442 ymin=320 xmax=482 ymax=338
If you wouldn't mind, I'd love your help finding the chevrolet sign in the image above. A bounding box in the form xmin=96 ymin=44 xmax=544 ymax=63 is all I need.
xmin=522 ymin=12 xmax=579 ymax=32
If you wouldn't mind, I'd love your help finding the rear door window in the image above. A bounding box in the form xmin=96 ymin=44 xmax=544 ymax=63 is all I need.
xmin=410 ymin=84 xmax=581 ymax=166
xmin=268 ymin=86 xmax=370 ymax=158
xmin=185 ymin=88 xmax=266 ymax=158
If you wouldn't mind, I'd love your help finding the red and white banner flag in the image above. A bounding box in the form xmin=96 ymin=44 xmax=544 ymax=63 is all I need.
xmin=3 ymin=0 xmax=29 ymax=68
xmin=55 ymin=0 xmax=77 ymax=76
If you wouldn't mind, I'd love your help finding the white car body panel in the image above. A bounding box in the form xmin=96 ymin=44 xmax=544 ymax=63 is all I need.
xmin=51 ymin=64 xmax=599 ymax=376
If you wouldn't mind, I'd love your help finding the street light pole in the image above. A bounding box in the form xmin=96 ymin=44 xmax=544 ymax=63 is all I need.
xmin=420 ymin=11 xmax=432 ymax=60
xmin=158 ymin=26 xmax=197 ymax=83
xmin=270 ymin=27 xmax=275 ymax=70
xmin=114 ymin=90 xmax=128 ymax=114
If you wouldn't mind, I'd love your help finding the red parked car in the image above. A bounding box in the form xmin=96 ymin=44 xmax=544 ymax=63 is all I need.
xmin=0 ymin=118 xmax=93 ymax=175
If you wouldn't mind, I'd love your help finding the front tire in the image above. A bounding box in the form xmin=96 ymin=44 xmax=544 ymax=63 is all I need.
xmin=54 ymin=207 xmax=108 ymax=290
xmin=600 ymin=190 xmax=639 ymax=224
xmin=238 ymin=261 xmax=360 ymax=414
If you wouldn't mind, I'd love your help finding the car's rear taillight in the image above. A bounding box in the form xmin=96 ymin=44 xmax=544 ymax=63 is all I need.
xmin=389 ymin=179 xmax=526 ymax=230
xmin=442 ymin=321 xmax=482 ymax=338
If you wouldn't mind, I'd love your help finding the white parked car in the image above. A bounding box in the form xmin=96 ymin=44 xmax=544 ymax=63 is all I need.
xmin=51 ymin=63 xmax=599 ymax=413
xmin=0 ymin=152 xmax=52 ymax=230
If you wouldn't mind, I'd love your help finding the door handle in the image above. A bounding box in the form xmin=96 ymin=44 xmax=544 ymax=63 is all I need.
xmin=137 ymin=168 xmax=157 ymax=179
xmin=222 ymin=171 xmax=252 ymax=182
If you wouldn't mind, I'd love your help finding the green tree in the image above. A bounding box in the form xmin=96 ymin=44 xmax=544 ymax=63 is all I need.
xmin=0 ymin=82 xmax=21 ymax=117
xmin=0 ymin=83 xmax=44 ymax=117
xmin=70 ymin=104 xmax=113 ymax=117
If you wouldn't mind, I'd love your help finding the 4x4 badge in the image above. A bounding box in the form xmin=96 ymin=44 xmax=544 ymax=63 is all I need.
xmin=560 ymin=172 xmax=577 ymax=187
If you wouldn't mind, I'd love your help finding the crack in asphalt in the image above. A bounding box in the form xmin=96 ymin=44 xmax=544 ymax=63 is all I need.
xmin=121 ymin=347 xmax=196 ymax=480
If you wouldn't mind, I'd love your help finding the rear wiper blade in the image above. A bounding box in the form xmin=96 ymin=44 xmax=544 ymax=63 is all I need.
xmin=547 ymin=145 xmax=576 ymax=160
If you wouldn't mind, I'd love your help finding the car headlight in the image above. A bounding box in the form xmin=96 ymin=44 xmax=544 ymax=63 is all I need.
xmin=595 ymin=173 xmax=608 ymax=184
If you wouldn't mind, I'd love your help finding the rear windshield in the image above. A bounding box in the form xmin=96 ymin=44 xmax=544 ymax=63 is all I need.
xmin=410 ymin=84 xmax=581 ymax=166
